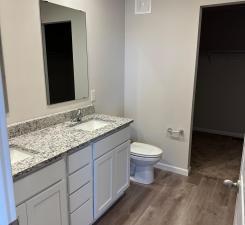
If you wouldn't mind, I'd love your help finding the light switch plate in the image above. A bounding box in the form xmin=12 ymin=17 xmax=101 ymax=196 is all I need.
xmin=91 ymin=89 xmax=96 ymax=102
xmin=135 ymin=0 xmax=151 ymax=14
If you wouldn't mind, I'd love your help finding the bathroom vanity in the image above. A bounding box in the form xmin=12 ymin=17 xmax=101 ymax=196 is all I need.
xmin=5 ymin=2 xmax=133 ymax=225
xmin=9 ymin=106 xmax=133 ymax=225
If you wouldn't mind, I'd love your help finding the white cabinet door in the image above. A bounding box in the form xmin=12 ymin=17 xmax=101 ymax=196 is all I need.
xmin=114 ymin=141 xmax=130 ymax=199
xmin=26 ymin=180 xmax=68 ymax=225
xmin=94 ymin=150 xmax=114 ymax=219
xmin=16 ymin=204 xmax=28 ymax=225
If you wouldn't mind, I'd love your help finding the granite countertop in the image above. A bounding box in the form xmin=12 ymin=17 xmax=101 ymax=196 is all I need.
xmin=10 ymin=114 xmax=133 ymax=181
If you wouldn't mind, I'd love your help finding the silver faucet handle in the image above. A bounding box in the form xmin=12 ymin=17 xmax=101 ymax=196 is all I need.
xmin=71 ymin=109 xmax=82 ymax=122
xmin=76 ymin=109 xmax=82 ymax=116
xmin=76 ymin=109 xmax=82 ymax=121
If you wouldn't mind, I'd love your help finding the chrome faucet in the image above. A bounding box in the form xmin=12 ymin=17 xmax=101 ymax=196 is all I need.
xmin=72 ymin=109 xmax=82 ymax=122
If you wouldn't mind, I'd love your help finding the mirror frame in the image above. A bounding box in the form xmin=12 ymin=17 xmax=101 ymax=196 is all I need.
xmin=39 ymin=0 xmax=90 ymax=106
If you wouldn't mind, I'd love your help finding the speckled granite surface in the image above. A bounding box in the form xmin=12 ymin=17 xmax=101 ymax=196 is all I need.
xmin=8 ymin=105 xmax=95 ymax=138
xmin=9 ymin=113 xmax=133 ymax=181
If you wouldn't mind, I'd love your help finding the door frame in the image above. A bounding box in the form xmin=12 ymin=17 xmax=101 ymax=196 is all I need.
xmin=0 ymin=32 xmax=16 ymax=224
xmin=188 ymin=0 xmax=245 ymax=170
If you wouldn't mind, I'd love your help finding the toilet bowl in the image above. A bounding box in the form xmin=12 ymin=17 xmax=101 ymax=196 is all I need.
xmin=130 ymin=142 xmax=163 ymax=185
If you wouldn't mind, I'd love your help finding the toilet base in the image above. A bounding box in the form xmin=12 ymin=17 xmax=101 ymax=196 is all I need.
xmin=130 ymin=176 xmax=154 ymax=185
xmin=130 ymin=165 xmax=154 ymax=185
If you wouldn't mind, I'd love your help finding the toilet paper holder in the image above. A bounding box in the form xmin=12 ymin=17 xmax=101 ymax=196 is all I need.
xmin=167 ymin=128 xmax=184 ymax=137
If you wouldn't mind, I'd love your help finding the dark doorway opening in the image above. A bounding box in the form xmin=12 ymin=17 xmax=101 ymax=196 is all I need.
xmin=191 ymin=4 xmax=245 ymax=180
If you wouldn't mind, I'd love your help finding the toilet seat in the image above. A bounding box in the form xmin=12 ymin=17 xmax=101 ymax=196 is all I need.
xmin=131 ymin=142 xmax=163 ymax=158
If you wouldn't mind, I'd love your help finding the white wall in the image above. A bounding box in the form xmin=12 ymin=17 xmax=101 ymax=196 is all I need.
xmin=0 ymin=0 xmax=125 ymax=124
xmin=194 ymin=53 xmax=245 ymax=137
xmin=125 ymin=0 xmax=242 ymax=172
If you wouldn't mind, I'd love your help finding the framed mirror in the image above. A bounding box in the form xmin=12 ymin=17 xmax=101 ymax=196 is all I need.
xmin=40 ymin=1 xmax=89 ymax=105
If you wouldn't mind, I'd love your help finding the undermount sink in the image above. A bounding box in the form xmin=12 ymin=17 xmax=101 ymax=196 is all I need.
xmin=72 ymin=119 xmax=110 ymax=132
xmin=10 ymin=147 xmax=33 ymax=164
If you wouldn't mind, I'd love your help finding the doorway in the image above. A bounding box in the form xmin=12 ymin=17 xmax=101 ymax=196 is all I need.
xmin=191 ymin=3 xmax=245 ymax=180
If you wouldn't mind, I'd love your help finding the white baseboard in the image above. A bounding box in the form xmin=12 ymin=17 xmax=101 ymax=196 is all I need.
xmin=155 ymin=162 xmax=190 ymax=176
xmin=193 ymin=127 xmax=243 ymax=138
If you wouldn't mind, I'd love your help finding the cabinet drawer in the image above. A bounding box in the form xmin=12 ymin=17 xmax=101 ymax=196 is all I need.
xmin=93 ymin=127 xmax=130 ymax=159
xmin=68 ymin=145 xmax=92 ymax=174
xmin=14 ymin=159 xmax=66 ymax=205
xmin=69 ymin=181 xmax=92 ymax=213
xmin=70 ymin=199 xmax=93 ymax=225
xmin=68 ymin=164 xmax=92 ymax=194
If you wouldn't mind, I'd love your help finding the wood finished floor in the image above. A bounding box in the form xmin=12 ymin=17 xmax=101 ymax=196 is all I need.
xmin=95 ymin=133 xmax=243 ymax=225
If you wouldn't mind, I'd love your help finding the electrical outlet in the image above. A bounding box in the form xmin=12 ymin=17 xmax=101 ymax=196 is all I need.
xmin=91 ymin=89 xmax=96 ymax=102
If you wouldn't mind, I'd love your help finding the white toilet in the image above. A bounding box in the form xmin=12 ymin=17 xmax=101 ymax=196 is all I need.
xmin=130 ymin=142 xmax=163 ymax=185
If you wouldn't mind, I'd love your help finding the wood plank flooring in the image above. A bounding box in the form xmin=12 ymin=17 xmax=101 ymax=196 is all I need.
xmin=95 ymin=133 xmax=243 ymax=225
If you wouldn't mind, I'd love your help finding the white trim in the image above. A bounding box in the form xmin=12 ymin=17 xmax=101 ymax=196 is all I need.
xmin=193 ymin=127 xmax=244 ymax=138
xmin=155 ymin=162 xmax=190 ymax=176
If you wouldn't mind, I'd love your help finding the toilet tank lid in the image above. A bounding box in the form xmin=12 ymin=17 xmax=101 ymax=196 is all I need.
xmin=131 ymin=142 xmax=163 ymax=157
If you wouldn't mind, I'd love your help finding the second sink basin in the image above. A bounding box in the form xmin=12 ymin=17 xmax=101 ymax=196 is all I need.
xmin=73 ymin=119 xmax=110 ymax=132
xmin=10 ymin=147 xmax=33 ymax=164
